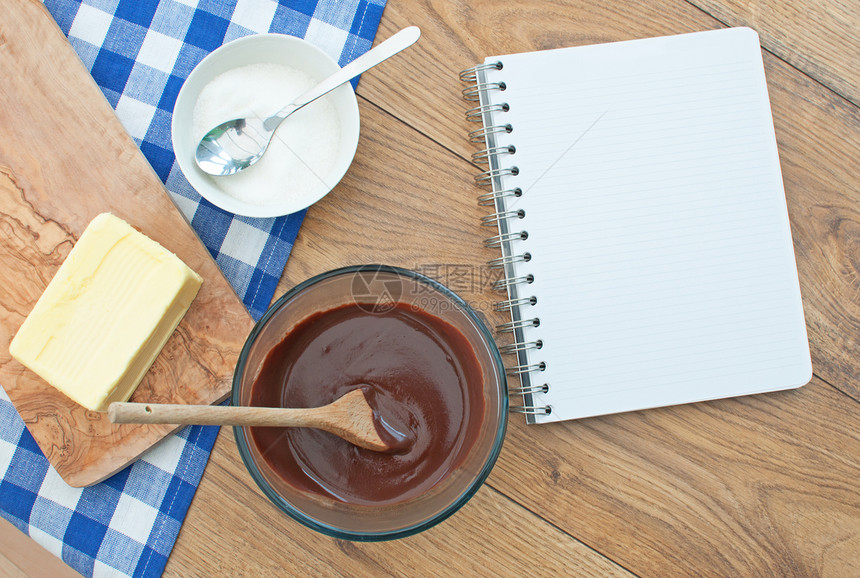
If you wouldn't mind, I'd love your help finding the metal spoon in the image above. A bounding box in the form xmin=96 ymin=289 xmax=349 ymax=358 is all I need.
xmin=108 ymin=389 xmax=407 ymax=452
xmin=195 ymin=26 xmax=421 ymax=176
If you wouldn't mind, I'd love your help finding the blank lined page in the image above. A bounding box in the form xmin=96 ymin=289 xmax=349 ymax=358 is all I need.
xmin=481 ymin=28 xmax=811 ymax=424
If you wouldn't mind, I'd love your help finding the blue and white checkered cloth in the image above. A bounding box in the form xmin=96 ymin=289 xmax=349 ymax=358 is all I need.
xmin=0 ymin=1 xmax=386 ymax=576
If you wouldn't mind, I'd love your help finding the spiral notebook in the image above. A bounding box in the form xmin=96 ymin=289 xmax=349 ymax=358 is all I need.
xmin=461 ymin=27 xmax=812 ymax=424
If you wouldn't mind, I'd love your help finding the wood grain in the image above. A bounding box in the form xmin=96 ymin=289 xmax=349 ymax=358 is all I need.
xmin=0 ymin=517 xmax=78 ymax=578
xmin=234 ymin=0 xmax=858 ymax=574
xmin=231 ymin=75 xmax=859 ymax=575
xmin=358 ymin=0 xmax=719 ymax=162
xmin=0 ymin=0 xmax=254 ymax=487
xmin=766 ymin=54 xmax=860 ymax=402
xmin=360 ymin=0 xmax=860 ymax=399
xmin=360 ymin=0 xmax=860 ymax=398
xmin=685 ymin=0 xmax=860 ymax=105
xmin=491 ymin=378 xmax=860 ymax=576
xmin=165 ymin=431 xmax=633 ymax=577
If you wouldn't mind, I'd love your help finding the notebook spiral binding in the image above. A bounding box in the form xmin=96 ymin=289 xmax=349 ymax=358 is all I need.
xmin=460 ymin=62 xmax=551 ymax=419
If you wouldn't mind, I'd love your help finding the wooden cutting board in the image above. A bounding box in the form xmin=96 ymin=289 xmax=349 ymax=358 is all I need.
xmin=0 ymin=0 xmax=255 ymax=486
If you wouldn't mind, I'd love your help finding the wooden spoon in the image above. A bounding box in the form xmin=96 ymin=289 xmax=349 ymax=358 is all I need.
xmin=108 ymin=389 xmax=393 ymax=452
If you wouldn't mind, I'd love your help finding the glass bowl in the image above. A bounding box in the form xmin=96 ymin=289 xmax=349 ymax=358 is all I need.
xmin=232 ymin=265 xmax=507 ymax=541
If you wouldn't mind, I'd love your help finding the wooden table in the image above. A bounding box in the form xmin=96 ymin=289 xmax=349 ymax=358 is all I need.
xmin=2 ymin=0 xmax=859 ymax=575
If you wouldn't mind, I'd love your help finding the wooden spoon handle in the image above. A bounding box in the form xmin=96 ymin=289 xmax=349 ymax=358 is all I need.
xmin=108 ymin=390 xmax=396 ymax=452
xmin=108 ymin=402 xmax=315 ymax=427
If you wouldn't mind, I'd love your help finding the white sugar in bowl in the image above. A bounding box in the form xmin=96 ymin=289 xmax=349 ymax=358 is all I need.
xmin=172 ymin=34 xmax=360 ymax=218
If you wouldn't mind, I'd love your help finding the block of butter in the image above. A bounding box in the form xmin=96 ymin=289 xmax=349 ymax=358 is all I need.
xmin=9 ymin=213 xmax=203 ymax=412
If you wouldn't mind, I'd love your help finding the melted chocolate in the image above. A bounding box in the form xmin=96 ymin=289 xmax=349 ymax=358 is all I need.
xmin=249 ymin=302 xmax=485 ymax=506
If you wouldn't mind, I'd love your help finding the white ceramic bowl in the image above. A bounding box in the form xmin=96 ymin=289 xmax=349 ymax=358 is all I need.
xmin=172 ymin=34 xmax=360 ymax=218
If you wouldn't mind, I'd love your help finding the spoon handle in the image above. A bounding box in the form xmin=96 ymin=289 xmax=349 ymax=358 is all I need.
xmin=108 ymin=402 xmax=323 ymax=427
xmin=273 ymin=26 xmax=421 ymax=121
xmin=109 ymin=389 xmax=394 ymax=452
